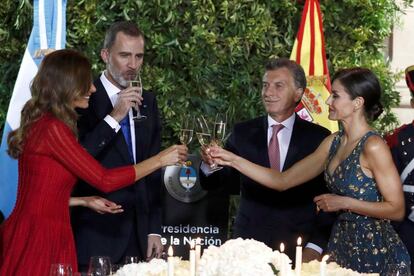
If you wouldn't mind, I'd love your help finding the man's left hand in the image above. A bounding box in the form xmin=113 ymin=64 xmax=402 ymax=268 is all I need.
xmin=146 ymin=235 xmax=163 ymax=261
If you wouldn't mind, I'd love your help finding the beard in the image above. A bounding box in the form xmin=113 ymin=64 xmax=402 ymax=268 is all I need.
xmin=107 ymin=62 xmax=133 ymax=88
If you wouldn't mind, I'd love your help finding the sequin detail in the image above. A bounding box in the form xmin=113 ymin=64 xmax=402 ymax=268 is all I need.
xmin=324 ymin=130 xmax=411 ymax=275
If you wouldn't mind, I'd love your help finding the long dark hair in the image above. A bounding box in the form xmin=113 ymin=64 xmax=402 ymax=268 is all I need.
xmin=332 ymin=68 xmax=383 ymax=121
xmin=7 ymin=49 xmax=92 ymax=158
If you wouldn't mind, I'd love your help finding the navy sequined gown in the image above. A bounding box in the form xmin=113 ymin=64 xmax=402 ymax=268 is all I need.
xmin=325 ymin=130 xmax=411 ymax=275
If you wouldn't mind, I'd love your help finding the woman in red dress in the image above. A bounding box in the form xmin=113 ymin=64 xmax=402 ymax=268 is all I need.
xmin=0 ymin=49 xmax=187 ymax=275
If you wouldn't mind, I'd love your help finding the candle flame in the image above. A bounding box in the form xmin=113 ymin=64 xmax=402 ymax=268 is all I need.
xmin=190 ymin=239 xmax=195 ymax=249
xmin=280 ymin=243 xmax=285 ymax=253
xmin=196 ymin=237 xmax=201 ymax=245
xmin=322 ymin=255 xmax=329 ymax=262
xmin=168 ymin=246 xmax=173 ymax=257
xmin=297 ymin=237 xmax=302 ymax=246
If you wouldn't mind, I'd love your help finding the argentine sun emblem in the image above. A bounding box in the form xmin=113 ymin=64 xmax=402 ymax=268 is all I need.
xmin=163 ymin=154 xmax=207 ymax=203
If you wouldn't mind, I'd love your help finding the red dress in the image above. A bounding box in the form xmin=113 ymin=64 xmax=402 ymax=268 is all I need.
xmin=0 ymin=114 xmax=135 ymax=275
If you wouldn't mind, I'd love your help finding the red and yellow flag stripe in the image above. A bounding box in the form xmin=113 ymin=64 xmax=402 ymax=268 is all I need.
xmin=291 ymin=0 xmax=338 ymax=132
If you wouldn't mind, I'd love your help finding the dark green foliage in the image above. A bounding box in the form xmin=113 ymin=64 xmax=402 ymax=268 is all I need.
xmin=0 ymin=0 xmax=412 ymax=143
xmin=0 ymin=0 xmax=32 ymax=134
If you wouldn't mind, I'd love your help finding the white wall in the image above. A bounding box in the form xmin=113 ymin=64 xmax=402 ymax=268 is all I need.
xmin=390 ymin=2 xmax=414 ymax=125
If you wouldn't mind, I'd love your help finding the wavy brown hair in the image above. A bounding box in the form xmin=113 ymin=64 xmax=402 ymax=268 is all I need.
xmin=7 ymin=49 xmax=92 ymax=158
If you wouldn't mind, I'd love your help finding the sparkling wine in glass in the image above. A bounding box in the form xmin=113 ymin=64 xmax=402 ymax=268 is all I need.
xmin=179 ymin=115 xmax=194 ymax=167
xmin=129 ymin=72 xmax=147 ymax=122
xmin=210 ymin=113 xmax=227 ymax=170
xmin=196 ymin=115 xmax=223 ymax=172
xmin=212 ymin=113 xmax=227 ymax=146
xmin=195 ymin=116 xmax=212 ymax=147
xmin=179 ymin=115 xmax=194 ymax=146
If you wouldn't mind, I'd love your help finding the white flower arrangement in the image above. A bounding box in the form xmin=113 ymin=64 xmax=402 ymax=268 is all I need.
xmin=198 ymin=238 xmax=292 ymax=276
xmin=113 ymin=257 xmax=190 ymax=276
xmin=112 ymin=238 xmax=378 ymax=276
xmin=301 ymin=261 xmax=379 ymax=276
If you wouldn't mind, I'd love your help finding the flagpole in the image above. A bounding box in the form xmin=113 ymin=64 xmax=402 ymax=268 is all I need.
xmin=0 ymin=0 xmax=67 ymax=218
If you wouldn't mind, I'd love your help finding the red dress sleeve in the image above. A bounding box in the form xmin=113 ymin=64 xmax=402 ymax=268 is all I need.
xmin=44 ymin=118 xmax=136 ymax=193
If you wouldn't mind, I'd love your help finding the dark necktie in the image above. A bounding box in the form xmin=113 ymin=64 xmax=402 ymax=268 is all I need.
xmin=120 ymin=115 xmax=134 ymax=162
xmin=268 ymin=124 xmax=284 ymax=171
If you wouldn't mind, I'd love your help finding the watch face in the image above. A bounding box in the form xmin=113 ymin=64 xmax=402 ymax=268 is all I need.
xmin=163 ymin=154 xmax=207 ymax=203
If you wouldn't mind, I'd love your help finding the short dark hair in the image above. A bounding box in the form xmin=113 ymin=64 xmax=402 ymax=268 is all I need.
xmin=103 ymin=21 xmax=144 ymax=49
xmin=332 ymin=68 xmax=383 ymax=121
xmin=265 ymin=58 xmax=307 ymax=90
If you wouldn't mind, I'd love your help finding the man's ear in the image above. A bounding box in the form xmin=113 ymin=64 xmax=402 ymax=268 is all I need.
xmin=295 ymin=87 xmax=304 ymax=103
xmin=101 ymin=48 xmax=109 ymax=64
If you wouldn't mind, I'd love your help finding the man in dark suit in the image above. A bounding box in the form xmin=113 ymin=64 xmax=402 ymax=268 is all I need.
xmin=200 ymin=58 xmax=332 ymax=261
xmin=386 ymin=65 xmax=414 ymax=274
xmin=71 ymin=21 xmax=163 ymax=270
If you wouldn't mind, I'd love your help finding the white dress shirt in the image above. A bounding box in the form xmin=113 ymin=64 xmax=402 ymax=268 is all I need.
xmin=267 ymin=114 xmax=295 ymax=171
xmin=100 ymin=72 xmax=137 ymax=164
xmin=100 ymin=72 xmax=160 ymax=239
xmin=268 ymin=114 xmax=323 ymax=254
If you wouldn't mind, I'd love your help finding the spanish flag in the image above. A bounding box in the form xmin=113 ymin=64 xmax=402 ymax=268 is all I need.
xmin=291 ymin=0 xmax=338 ymax=132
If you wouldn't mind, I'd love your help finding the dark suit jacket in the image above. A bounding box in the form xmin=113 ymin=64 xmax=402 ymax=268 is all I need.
xmin=71 ymin=78 xmax=162 ymax=265
xmin=201 ymin=115 xmax=332 ymax=259
xmin=386 ymin=122 xmax=414 ymax=274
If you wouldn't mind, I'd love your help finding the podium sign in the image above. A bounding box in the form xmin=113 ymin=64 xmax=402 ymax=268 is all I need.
xmin=162 ymin=154 xmax=229 ymax=259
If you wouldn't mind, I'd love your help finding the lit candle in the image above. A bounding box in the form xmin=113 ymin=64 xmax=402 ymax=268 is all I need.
xmin=168 ymin=246 xmax=174 ymax=276
xmin=320 ymin=255 xmax=329 ymax=276
xmin=279 ymin=243 xmax=286 ymax=276
xmin=295 ymin=237 xmax=302 ymax=276
xmin=195 ymin=237 xmax=202 ymax=273
xmin=190 ymin=240 xmax=196 ymax=276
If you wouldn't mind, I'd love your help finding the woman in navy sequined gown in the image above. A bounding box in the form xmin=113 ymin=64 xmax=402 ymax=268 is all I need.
xmin=210 ymin=68 xmax=411 ymax=275
xmin=324 ymin=130 xmax=410 ymax=273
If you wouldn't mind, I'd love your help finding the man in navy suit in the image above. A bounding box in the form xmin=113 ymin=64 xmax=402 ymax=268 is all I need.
xmin=200 ymin=58 xmax=332 ymax=261
xmin=71 ymin=21 xmax=163 ymax=270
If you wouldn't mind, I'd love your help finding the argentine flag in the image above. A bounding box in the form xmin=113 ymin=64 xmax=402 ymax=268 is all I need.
xmin=0 ymin=0 xmax=67 ymax=218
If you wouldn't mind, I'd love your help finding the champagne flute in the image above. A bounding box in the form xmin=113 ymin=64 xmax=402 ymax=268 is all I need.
xmin=88 ymin=256 xmax=111 ymax=276
xmin=179 ymin=115 xmax=194 ymax=146
xmin=129 ymin=72 xmax=147 ymax=122
xmin=179 ymin=115 xmax=194 ymax=167
xmin=124 ymin=256 xmax=139 ymax=264
xmin=210 ymin=113 xmax=227 ymax=170
xmin=212 ymin=113 xmax=227 ymax=147
xmin=195 ymin=115 xmax=222 ymax=171
xmin=195 ymin=115 xmax=212 ymax=148
xmin=50 ymin=263 xmax=73 ymax=276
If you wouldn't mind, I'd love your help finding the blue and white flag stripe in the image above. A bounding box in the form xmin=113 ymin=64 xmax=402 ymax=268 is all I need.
xmin=0 ymin=0 xmax=66 ymax=218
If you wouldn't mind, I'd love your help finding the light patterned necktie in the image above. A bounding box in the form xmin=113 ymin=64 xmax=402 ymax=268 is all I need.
xmin=268 ymin=124 xmax=284 ymax=171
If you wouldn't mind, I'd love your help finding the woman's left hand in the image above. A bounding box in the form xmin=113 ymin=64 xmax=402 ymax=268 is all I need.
xmin=314 ymin=193 xmax=349 ymax=212
xmin=83 ymin=196 xmax=124 ymax=214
